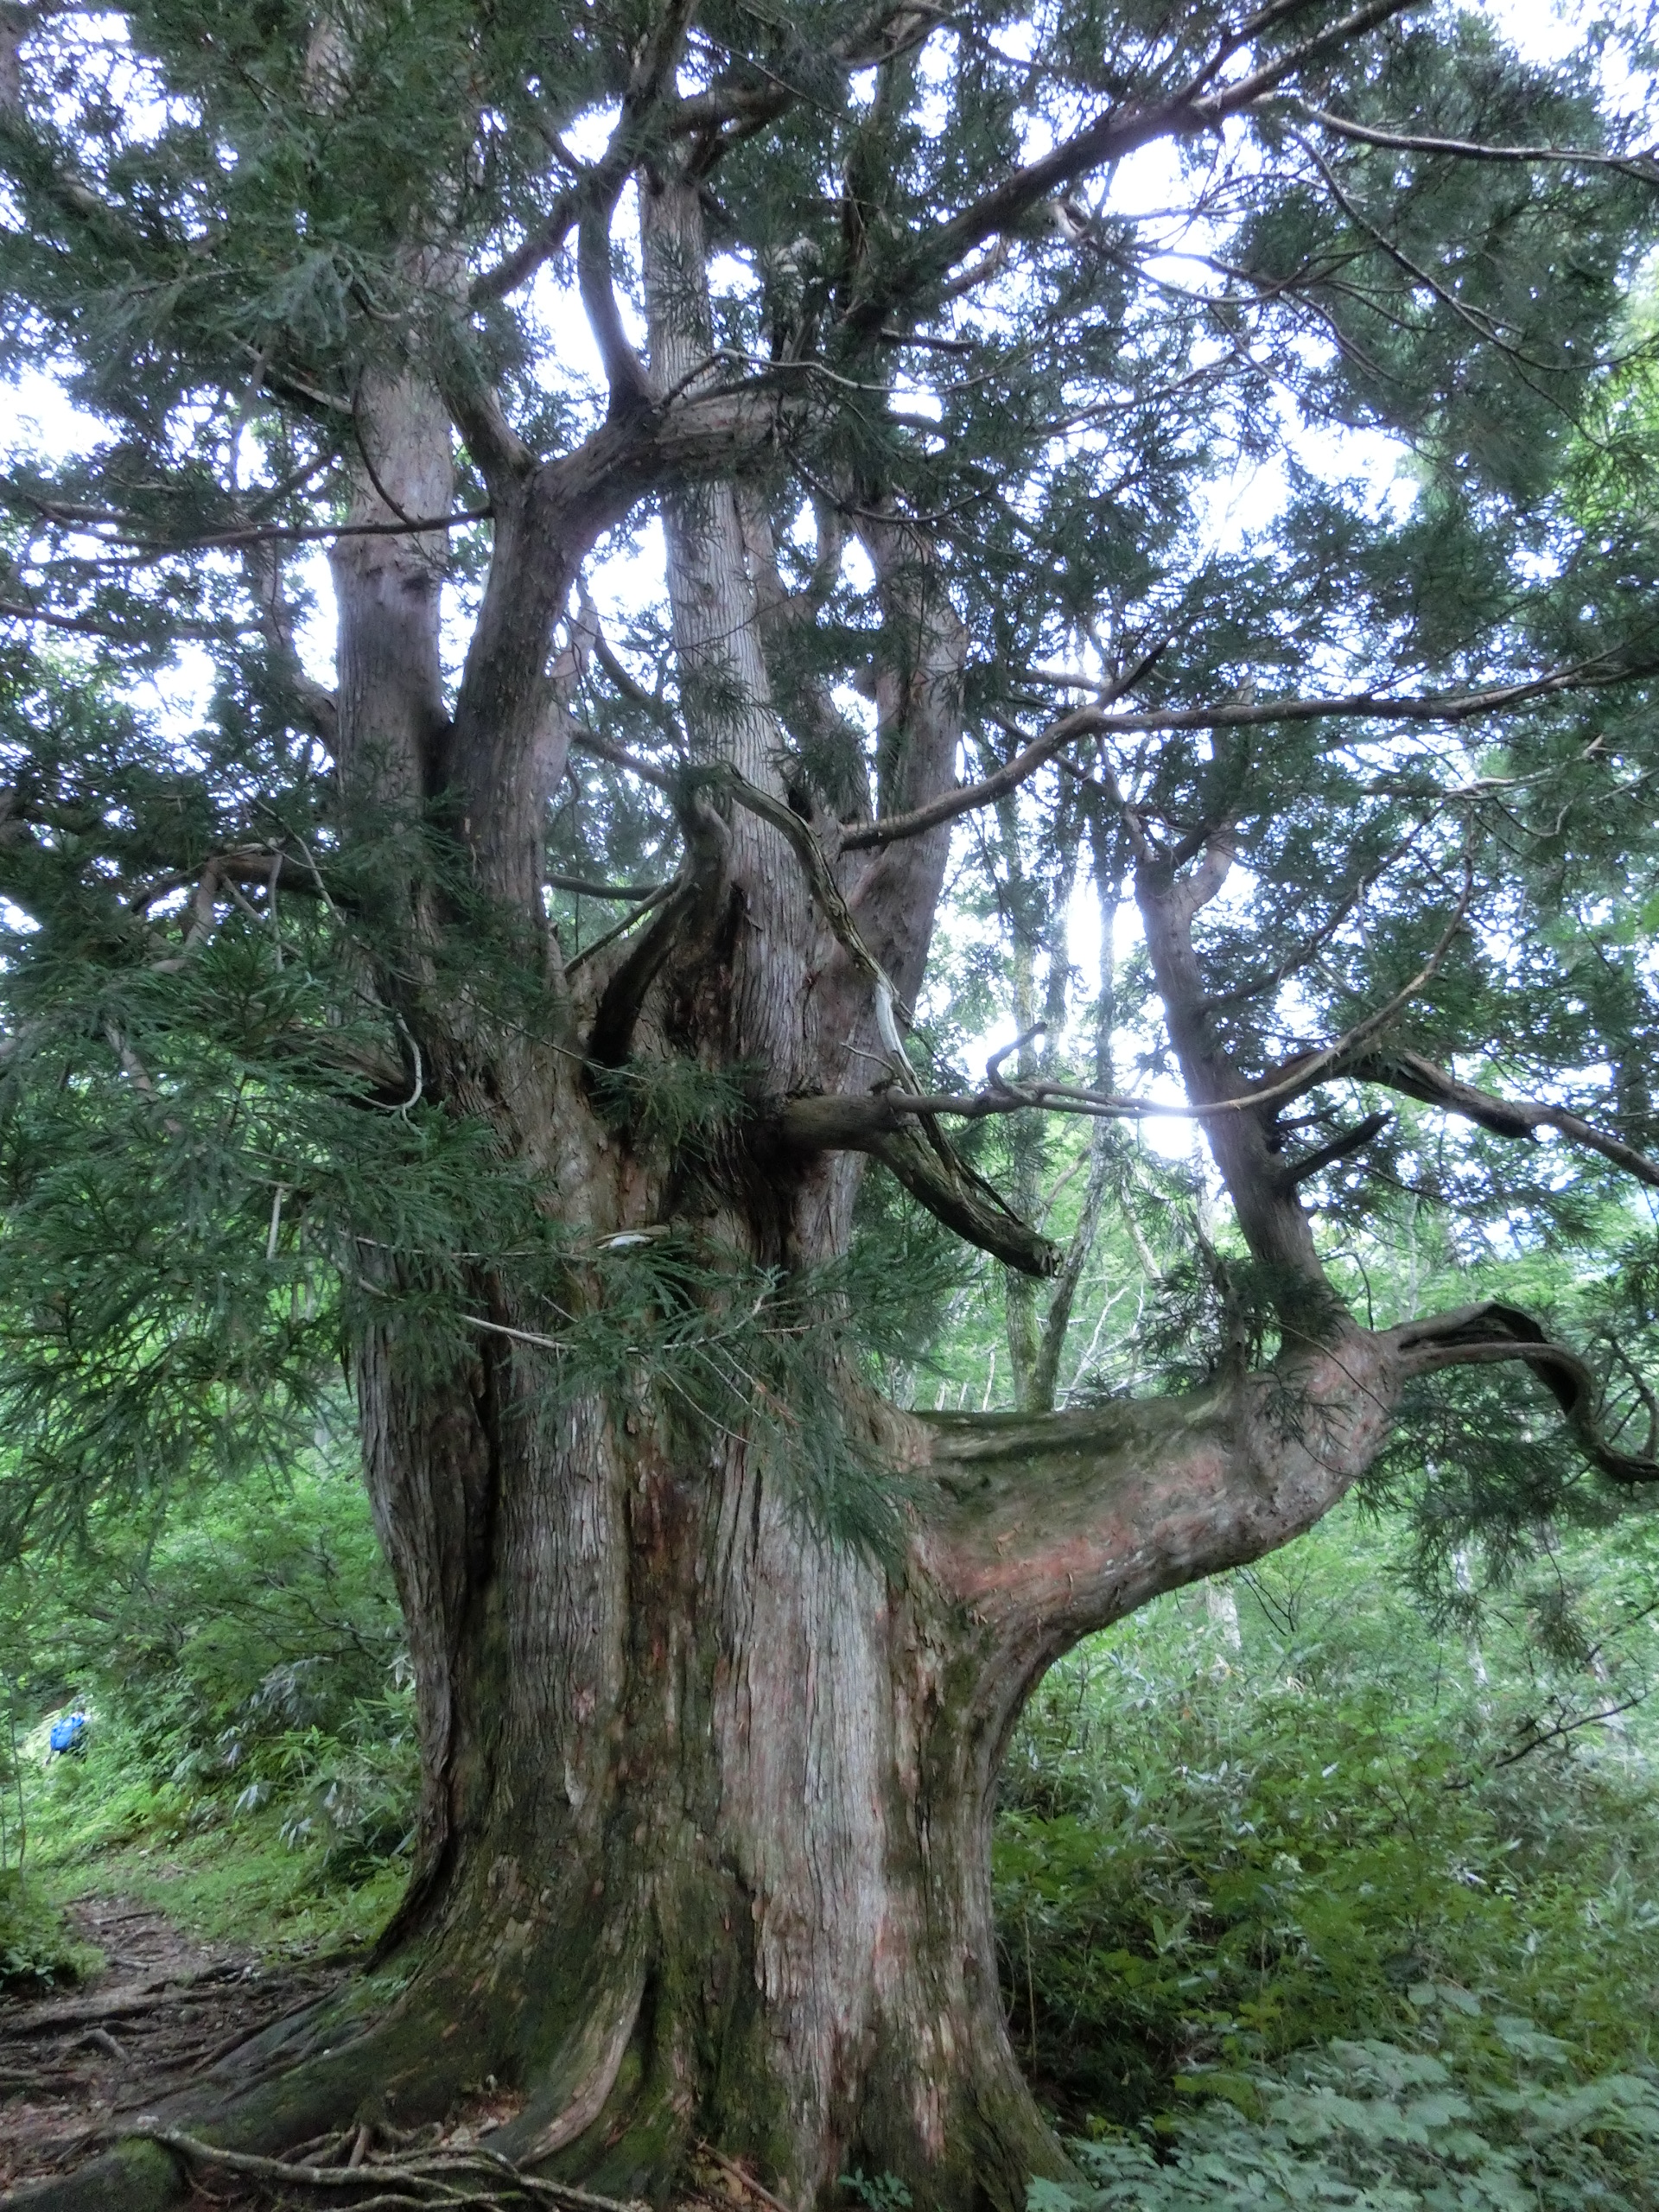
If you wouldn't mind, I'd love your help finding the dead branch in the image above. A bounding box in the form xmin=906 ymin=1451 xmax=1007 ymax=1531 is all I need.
xmin=1284 ymin=95 xmax=1659 ymax=181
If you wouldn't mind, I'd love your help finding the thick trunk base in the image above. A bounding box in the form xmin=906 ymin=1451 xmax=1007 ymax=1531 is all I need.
xmin=4 ymin=1332 xmax=1406 ymax=2212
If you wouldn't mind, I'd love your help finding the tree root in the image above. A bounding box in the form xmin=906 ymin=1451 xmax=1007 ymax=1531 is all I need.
xmin=142 ymin=2131 xmax=653 ymax=2212
xmin=4 ymin=1967 xmax=248 ymax=2037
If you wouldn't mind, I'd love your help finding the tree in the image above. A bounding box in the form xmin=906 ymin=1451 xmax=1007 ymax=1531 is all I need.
xmin=3 ymin=2 xmax=1659 ymax=2206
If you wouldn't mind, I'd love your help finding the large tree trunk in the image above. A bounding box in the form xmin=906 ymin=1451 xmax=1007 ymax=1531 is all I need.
xmin=122 ymin=1240 xmax=1404 ymax=2212
xmin=343 ymin=1297 xmax=1408 ymax=2205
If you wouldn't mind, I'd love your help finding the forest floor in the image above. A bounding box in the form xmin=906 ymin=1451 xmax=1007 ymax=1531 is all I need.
xmin=0 ymin=1891 xmax=349 ymax=2197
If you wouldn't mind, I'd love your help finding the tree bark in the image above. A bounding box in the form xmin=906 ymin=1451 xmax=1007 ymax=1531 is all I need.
xmin=12 ymin=1252 xmax=1444 ymax=2212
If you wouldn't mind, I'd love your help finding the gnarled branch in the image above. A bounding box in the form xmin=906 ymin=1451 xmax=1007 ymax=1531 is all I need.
xmin=1392 ymin=1302 xmax=1659 ymax=1485
xmin=1348 ymin=1048 xmax=1659 ymax=1190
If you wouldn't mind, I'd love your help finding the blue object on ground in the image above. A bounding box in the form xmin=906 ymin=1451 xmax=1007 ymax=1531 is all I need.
xmin=48 ymin=1713 xmax=87 ymax=1754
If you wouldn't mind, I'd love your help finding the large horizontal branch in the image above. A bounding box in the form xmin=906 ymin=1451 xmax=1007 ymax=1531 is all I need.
xmin=842 ymin=655 xmax=1643 ymax=849
xmin=123 ymin=844 xmax=327 ymax=916
xmin=549 ymin=871 xmax=668 ymax=900
xmin=917 ymin=1298 xmax=1659 ymax=1723
xmin=912 ymin=1325 xmax=1399 ymax=1688
xmin=781 ymin=1036 xmax=1659 ymax=1209
xmin=16 ymin=498 xmax=492 ymax=559
xmin=0 ymin=596 xmax=247 ymax=643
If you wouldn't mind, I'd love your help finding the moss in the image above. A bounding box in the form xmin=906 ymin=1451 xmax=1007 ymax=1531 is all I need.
xmin=35 ymin=1821 xmax=406 ymax=1963
xmin=3 ymin=2138 xmax=186 ymax=2212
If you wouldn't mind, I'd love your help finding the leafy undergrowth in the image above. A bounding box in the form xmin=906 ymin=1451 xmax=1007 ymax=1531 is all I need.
xmin=0 ymin=1868 xmax=102 ymax=1990
xmin=1000 ymin=1503 xmax=1659 ymax=2210
xmin=7 ymin=1440 xmax=1659 ymax=2210
xmin=0 ymin=1447 xmax=417 ymax=1962
xmin=1033 ymin=2030 xmax=1659 ymax=2212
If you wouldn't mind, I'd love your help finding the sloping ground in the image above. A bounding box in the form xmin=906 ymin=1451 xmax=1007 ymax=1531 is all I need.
xmin=0 ymin=1899 xmax=772 ymax=2212
xmin=0 ymin=1893 xmax=346 ymax=2196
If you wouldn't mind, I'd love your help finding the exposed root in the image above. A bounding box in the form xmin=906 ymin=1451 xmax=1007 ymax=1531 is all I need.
xmin=5 ymin=1966 xmax=251 ymax=2038
xmin=143 ymin=2130 xmax=653 ymax=2211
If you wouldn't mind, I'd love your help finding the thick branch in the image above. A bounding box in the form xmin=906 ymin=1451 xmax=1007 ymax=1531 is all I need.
xmin=442 ymin=380 xmax=802 ymax=916
xmin=863 ymin=1125 xmax=1058 ymax=1277
xmin=1136 ymin=831 xmax=1331 ymax=1298
xmin=579 ymin=0 xmax=700 ymax=421
xmin=1391 ymin=1303 xmax=1659 ymax=1484
xmin=836 ymin=501 xmax=967 ymax=1015
xmin=585 ymin=797 xmax=728 ymax=1067
xmin=1348 ymin=1048 xmax=1659 ymax=1189
xmin=842 ymin=657 xmax=1644 ymax=849
xmin=244 ymin=542 xmax=338 ymax=747
xmin=469 ymin=188 xmax=580 ymax=306
xmin=1274 ymin=1109 xmax=1391 ymax=1191
xmin=913 ymin=1328 xmax=1398 ymax=1681
xmin=840 ymin=0 xmax=1420 ymax=337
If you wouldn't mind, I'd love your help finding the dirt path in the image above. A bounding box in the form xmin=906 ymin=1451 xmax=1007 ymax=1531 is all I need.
xmin=0 ymin=1892 xmax=349 ymax=2196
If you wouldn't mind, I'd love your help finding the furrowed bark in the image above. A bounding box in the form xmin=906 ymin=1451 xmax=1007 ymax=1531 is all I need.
xmin=9 ymin=1271 xmax=1648 ymax=2212
xmin=641 ymin=169 xmax=831 ymax=1107
xmin=330 ymin=367 xmax=453 ymax=817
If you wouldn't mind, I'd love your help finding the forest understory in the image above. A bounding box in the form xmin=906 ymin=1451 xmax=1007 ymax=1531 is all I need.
xmin=6 ymin=1455 xmax=1659 ymax=2212
xmin=0 ymin=1896 xmax=352 ymax=2199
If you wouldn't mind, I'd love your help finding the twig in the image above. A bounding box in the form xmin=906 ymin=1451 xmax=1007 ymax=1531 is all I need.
xmin=563 ymin=875 xmax=683 ymax=975
xmin=697 ymin=2142 xmax=798 ymax=2212
xmin=459 ymin=1313 xmax=571 ymax=1355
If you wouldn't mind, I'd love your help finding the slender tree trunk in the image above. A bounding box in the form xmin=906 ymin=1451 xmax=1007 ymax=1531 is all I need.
xmin=1029 ymin=827 xmax=1128 ymax=1414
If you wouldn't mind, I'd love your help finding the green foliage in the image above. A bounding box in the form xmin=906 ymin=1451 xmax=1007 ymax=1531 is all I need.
xmin=2 ymin=0 xmax=1659 ymax=2184
xmin=0 ymin=1870 xmax=100 ymax=1991
xmin=0 ymin=1449 xmax=416 ymax=1943
xmin=1034 ymin=2031 xmax=1659 ymax=2211
xmin=0 ymin=0 xmax=1654 ymax=1570
xmin=840 ymin=2172 xmax=913 ymax=2212
xmin=999 ymin=1506 xmax=1659 ymax=2207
